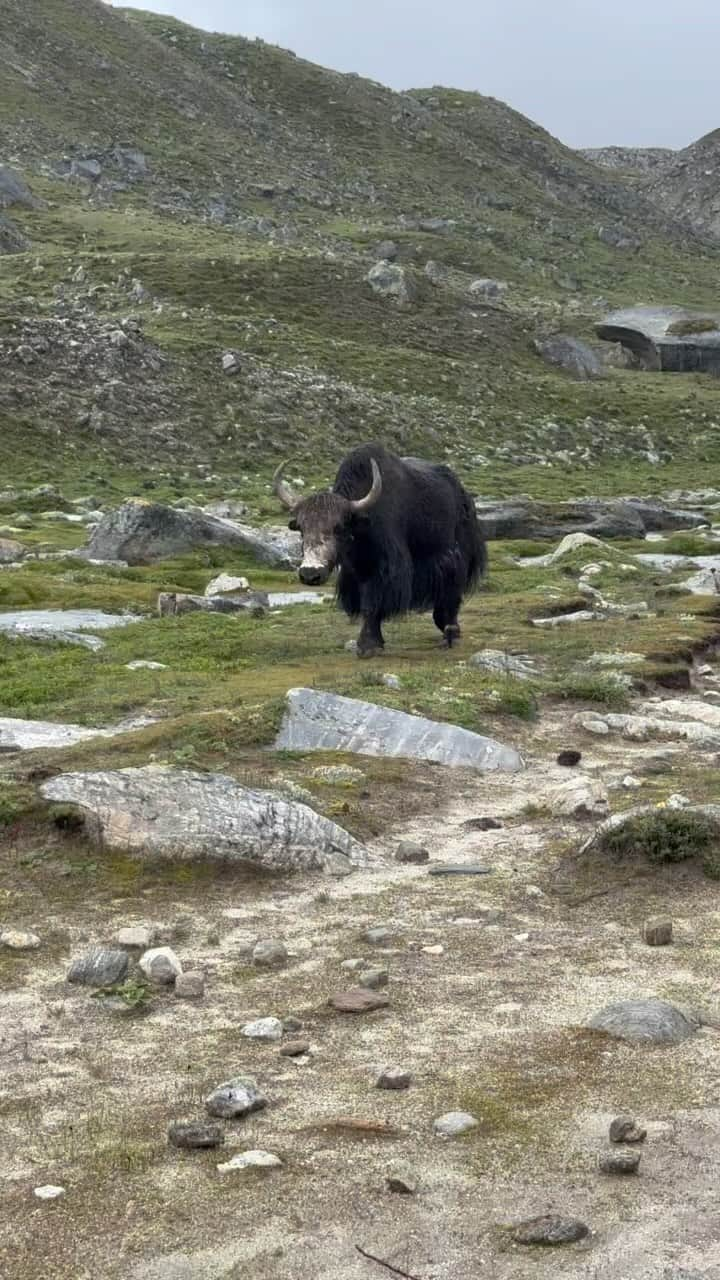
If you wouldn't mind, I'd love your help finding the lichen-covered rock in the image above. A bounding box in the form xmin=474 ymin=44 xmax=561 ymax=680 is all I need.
xmin=275 ymin=688 xmax=523 ymax=772
xmin=534 ymin=334 xmax=605 ymax=380
xmin=157 ymin=591 xmax=267 ymax=617
xmin=366 ymin=261 xmax=414 ymax=304
xmin=85 ymin=499 xmax=301 ymax=567
xmin=40 ymin=766 xmax=368 ymax=874
xmin=205 ymin=1077 xmax=268 ymax=1120
xmin=587 ymin=998 xmax=700 ymax=1044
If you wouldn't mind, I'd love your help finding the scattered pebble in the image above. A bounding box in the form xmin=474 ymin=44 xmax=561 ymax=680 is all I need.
xmin=279 ymin=1040 xmax=310 ymax=1058
xmin=422 ymin=944 xmax=444 ymax=956
xmin=609 ymin=1115 xmax=647 ymax=1144
xmin=67 ymin=946 xmax=128 ymax=987
xmin=205 ymin=1076 xmax=268 ymax=1120
xmin=168 ymin=1122 xmax=224 ymax=1150
xmin=377 ymin=1066 xmax=412 ymax=1090
xmin=557 ymin=750 xmax=582 ymax=767
xmin=513 ymin=933 xmax=530 ymax=943
xmin=242 ymin=1017 xmax=283 ymax=1041
xmin=252 ymin=939 xmax=289 ymax=968
xmin=395 ymin=841 xmax=429 ymax=865
xmin=622 ymin=775 xmax=643 ymax=789
xmin=174 ymin=970 xmax=206 ymax=1000
xmin=0 ymin=928 xmax=40 ymax=951
xmin=117 ymin=925 xmax=156 ymax=949
xmin=382 ymin=673 xmax=401 ymax=689
xmin=598 ymin=1150 xmax=641 ymax=1176
xmin=358 ymin=967 xmax=388 ymax=989
xmin=385 ymin=1163 xmax=418 ymax=1194
xmin=329 ymin=987 xmax=390 ymax=1014
xmin=525 ymin=885 xmax=544 ymax=898
xmin=364 ymin=926 xmax=395 ymax=945
xmin=33 ymin=1185 xmax=65 ymax=1201
xmin=433 ymin=1111 xmax=478 ymax=1138
xmin=428 ymin=865 xmax=493 ymax=877
xmin=512 ymin=1215 xmax=589 ymax=1246
xmin=139 ymin=946 xmax=182 ymax=985
xmin=341 ymin=958 xmax=364 ymax=972
xmin=667 ymin=793 xmax=691 ymax=809
xmin=217 ymin=1150 xmax=282 ymax=1174
xmin=125 ymin=660 xmax=167 ymax=670
xmin=461 ymin=816 xmax=503 ymax=831
xmin=643 ymin=916 xmax=673 ymax=946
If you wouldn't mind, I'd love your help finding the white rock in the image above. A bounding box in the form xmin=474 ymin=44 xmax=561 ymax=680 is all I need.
xmin=422 ymin=944 xmax=444 ymax=956
xmin=0 ymin=928 xmax=40 ymax=951
xmin=546 ymin=777 xmax=609 ymax=819
xmin=518 ymin=532 xmax=609 ymax=569
xmin=667 ymin=793 xmax=691 ymax=809
xmin=242 ymin=1017 xmax=283 ymax=1041
xmin=205 ymin=573 xmax=250 ymax=597
xmin=575 ymin=715 xmax=610 ymax=735
xmin=34 ymin=1185 xmax=65 ymax=1200
xmin=622 ymin=775 xmax=643 ymax=790
xmin=139 ymin=946 xmax=182 ymax=985
xmin=117 ymin=925 xmax=156 ymax=949
xmin=217 ymin=1150 xmax=282 ymax=1174
xmin=125 ymin=660 xmax=167 ymax=671
xmin=433 ymin=1112 xmax=479 ymax=1138
xmin=532 ymin=610 xmax=600 ymax=628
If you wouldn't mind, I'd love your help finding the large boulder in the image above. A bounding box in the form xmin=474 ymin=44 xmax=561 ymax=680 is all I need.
xmin=40 ymin=766 xmax=368 ymax=875
xmin=587 ymin=998 xmax=700 ymax=1045
xmin=84 ymin=499 xmax=301 ymax=567
xmin=474 ymin=496 xmax=703 ymax=541
xmin=0 ymin=167 xmax=40 ymax=210
xmin=596 ymin=305 xmax=720 ymax=375
xmin=366 ymin=261 xmax=414 ymax=304
xmin=274 ymin=688 xmax=523 ymax=772
xmin=533 ymin=334 xmax=605 ymax=380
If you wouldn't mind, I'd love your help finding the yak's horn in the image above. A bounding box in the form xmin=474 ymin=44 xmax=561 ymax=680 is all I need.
xmin=273 ymin=461 xmax=300 ymax=510
xmin=349 ymin=458 xmax=382 ymax=513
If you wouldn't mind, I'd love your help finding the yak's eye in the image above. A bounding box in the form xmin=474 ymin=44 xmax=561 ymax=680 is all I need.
xmin=288 ymin=517 xmax=299 ymax=532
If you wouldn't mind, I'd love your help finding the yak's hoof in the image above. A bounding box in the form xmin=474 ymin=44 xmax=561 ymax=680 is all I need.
xmin=442 ymin=625 xmax=461 ymax=649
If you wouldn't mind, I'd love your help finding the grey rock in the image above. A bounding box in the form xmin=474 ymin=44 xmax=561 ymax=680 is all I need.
xmin=279 ymin=1040 xmax=310 ymax=1057
xmin=217 ymin=1149 xmax=282 ymax=1174
xmin=139 ymin=946 xmax=182 ymax=985
xmin=174 ymin=970 xmax=205 ymax=1000
xmin=512 ymin=1215 xmax=589 ymax=1246
xmin=643 ymin=916 xmax=673 ymax=946
xmin=117 ymin=925 xmax=157 ymax=949
xmin=433 ymin=1111 xmax=479 ymax=1137
xmin=375 ymin=240 xmax=398 ymax=261
xmin=0 ymin=537 xmax=26 ymax=563
xmin=385 ymin=1163 xmax=418 ymax=1194
xmin=377 ymin=1066 xmax=412 ymax=1090
xmin=469 ymin=649 xmax=537 ymax=679
xmin=252 ymin=939 xmax=288 ymax=968
xmin=0 ymin=212 xmax=28 ymax=254
xmin=468 ymin=278 xmax=507 ymax=299
xmin=597 ymin=304 xmax=720 ymax=375
xmin=205 ymin=1076 xmax=268 ymax=1120
xmin=0 ymin=928 xmax=41 ymax=951
xmin=365 ymin=926 xmax=395 ymax=945
xmin=67 ymin=946 xmax=128 ymax=987
xmin=0 ymin=609 xmax=136 ymax=643
xmin=534 ymin=334 xmax=604 ymax=380
xmin=168 ymin=1121 xmax=224 ymax=1149
xmin=428 ymin=864 xmax=493 ymax=876
xmin=395 ymin=841 xmax=429 ymax=865
xmin=598 ymin=1149 xmax=641 ymax=1175
xmin=310 ymin=765 xmax=364 ymax=784
xmin=157 ymin=591 xmax=267 ymax=618
xmin=242 ymin=1017 xmax=283 ymax=1041
xmin=71 ymin=158 xmax=102 ymax=182
xmin=609 ymin=1115 xmax=647 ymax=1144
xmin=275 ymin=688 xmax=523 ymax=773
xmin=366 ymin=261 xmax=414 ymax=303
xmin=0 ymin=167 xmax=40 ymax=209
xmin=282 ymin=1016 xmax=303 ymax=1033
xmin=358 ymin=967 xmax=388 ymax=989
xmin=474 ymin=495 xmax=699 ymax=542
xmin=85 ymin=499 xmax=301 ymax=568
xmin=204 ymin=570 xmax=249 ymax=593
xmin=40 ymin=767 xmax=367 ymax=874
xmin=222 ymin=351 xmax=241 ymax=375
xmin=588 ymin=998 xmax=700 ymax=1044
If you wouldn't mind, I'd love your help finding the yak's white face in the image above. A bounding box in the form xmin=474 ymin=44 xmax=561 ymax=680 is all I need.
xmin=289 ymin=493 xmax=351 ymax=585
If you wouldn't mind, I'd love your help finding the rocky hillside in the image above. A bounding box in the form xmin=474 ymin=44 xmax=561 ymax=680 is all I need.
xmin=2 ymin=0 xmax=720 ymax=503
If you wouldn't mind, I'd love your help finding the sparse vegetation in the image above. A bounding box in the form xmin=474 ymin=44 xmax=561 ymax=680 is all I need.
xmin=599 ymin=809 xmax=720 ymax=870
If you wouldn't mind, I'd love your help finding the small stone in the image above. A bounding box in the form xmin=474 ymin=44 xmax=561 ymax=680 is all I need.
xmin=329 ymin=987 xmax=390 ymax=1014
xmin=395 ymin=841 xmax=429 ymax=865
xmin=386 ymin=1163 xmax=418 ymax=1194
xmin=422 ymin=944 xmax=444 ymax=955
xmin=125 ymin=660 xmax=167 ymax=671
xmin=139 ymin=946 xmax=182 ymax=985
xmin=67 ymin=946 xmax=128 ymax=987
xmin=205 ymin=1076 xmax=268 ymax=1119
xmin=174 ymin=970 xmax=205 ymax=1000
xmin=279 ymin=1040 xmax=310 ymax=1057
xmin=341 ymin=958 xmax=364 ymax=972
xmin=364 ymin=926 xmax=395 ymax=945
xmin=622 ymin=774 xmax=643 ymax=789
xmin=512 ymin=1215 xmax=589 ymax=1246
xmin=428 ymin=864 xmax=493 ymax=877
xmin=252 ymin=939 xmax=288 ymax=968
xmin=377 ymin=1067 xmax=412 ymax=1090
xmin=358 ymin=967 xmax=388 ymax=989
xmin=0 ymin=928 xmax=40 ymax=951
xmin=598 ymin=1149 xmax=641 ymax=1175
xmin=609 ymin=1115 xmax=647 ymax=1144
xmin=217 ymin=1149 xmax=282 ymax=1174
xmin=525 ymin=885 xmax=544 ymax=898
xmin=667 ymin=793 xmax=691 ymax=809
xmin=33 ymin=1185 xmax=65 ymax=1200
xmin=433 ymin=1111 xmax=479 ymax=1137
xmin=643 ymin=916 xmax=673 ymax=946
xmin=382 ymin=673 xmax=402 ymax=689
xmin=168 ymin=1122 xmax=224 ymax=1150
xmin=117 ymin=925 xmax=156 ymax=949
xmin=282 ymin=1016 xmax=303 ymax=1033
xmin=242 ymin=1017 xmax=283 ymax=1041
xmin=461 ymin=816 xmax=503 ymax=831
xmin=557 ymin=750 xmax=582 ymax=767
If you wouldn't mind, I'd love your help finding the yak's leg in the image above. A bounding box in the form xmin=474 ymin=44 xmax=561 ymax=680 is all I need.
xmin=434 ymin=592 xmax=462 ymax=648
xmin=356 ymin=612 xmax=385 ymax=658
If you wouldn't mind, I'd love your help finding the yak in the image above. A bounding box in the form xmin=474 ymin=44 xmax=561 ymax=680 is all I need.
xmin=273 ymin=442 xmax=486 ymax=657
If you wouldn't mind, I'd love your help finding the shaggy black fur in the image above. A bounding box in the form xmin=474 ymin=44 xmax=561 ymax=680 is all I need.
xmin=328 ymin=442 xmax=486 ymax=654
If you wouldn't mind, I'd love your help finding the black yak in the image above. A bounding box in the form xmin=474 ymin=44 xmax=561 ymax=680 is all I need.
xmin=273 ymin=442 xmax=486 ymax=657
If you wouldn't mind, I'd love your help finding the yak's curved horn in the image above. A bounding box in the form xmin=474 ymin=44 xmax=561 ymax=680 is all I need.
xmin=273 ymin=461 xmax=300 ymax=510
xmin=349 ymin=458 xmax=382 ymax=513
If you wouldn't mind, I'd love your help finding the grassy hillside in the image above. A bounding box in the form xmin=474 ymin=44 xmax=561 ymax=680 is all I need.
xmin=1 ymin=0 xmax=720 ymax=502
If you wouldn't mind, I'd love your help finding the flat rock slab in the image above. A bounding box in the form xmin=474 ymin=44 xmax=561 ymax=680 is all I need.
xmin=40 ymin=766 xmax=368 ymax=874
xmin=329 ymin=987 xmax=390 ymax=1014
xmin=0 ymin=608 xmax=139 ymax=637
xmin=513 ymin=1216 xmax=590 ymax=1246
xmin=428 ymin=864 xmax=494 ymax=876
xmin=275 ymin=688 xmax=523 ymax=772
xmin=587 ymin=998 xmax=700 ymax=1044
xmin=0 ymin=714 xmax=152 ymax=752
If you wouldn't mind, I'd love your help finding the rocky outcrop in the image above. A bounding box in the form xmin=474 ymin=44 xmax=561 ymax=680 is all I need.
xmin=596 ymin=306 xmax=720 ymax=375
xmin=157 ymin=592 xmax=268 ymax=617
xmin=474 ymin=496 xmax=703 ymax=541
xmin=40 ymin=766 xmax=368 ymax=874
xmin=274 ymin=688 xmax=523 ymax=772
xmin=365 ymin=261 xmax=414 ymax=304
xmin=85 ymin=500 xmax=301 ymax=567
xmin=533 ymin=334 xmax=604 ymax=380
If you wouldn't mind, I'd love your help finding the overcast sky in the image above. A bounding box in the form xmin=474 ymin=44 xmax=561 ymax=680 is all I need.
xmin=113 ymin=0 xmax=719 ymax=149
